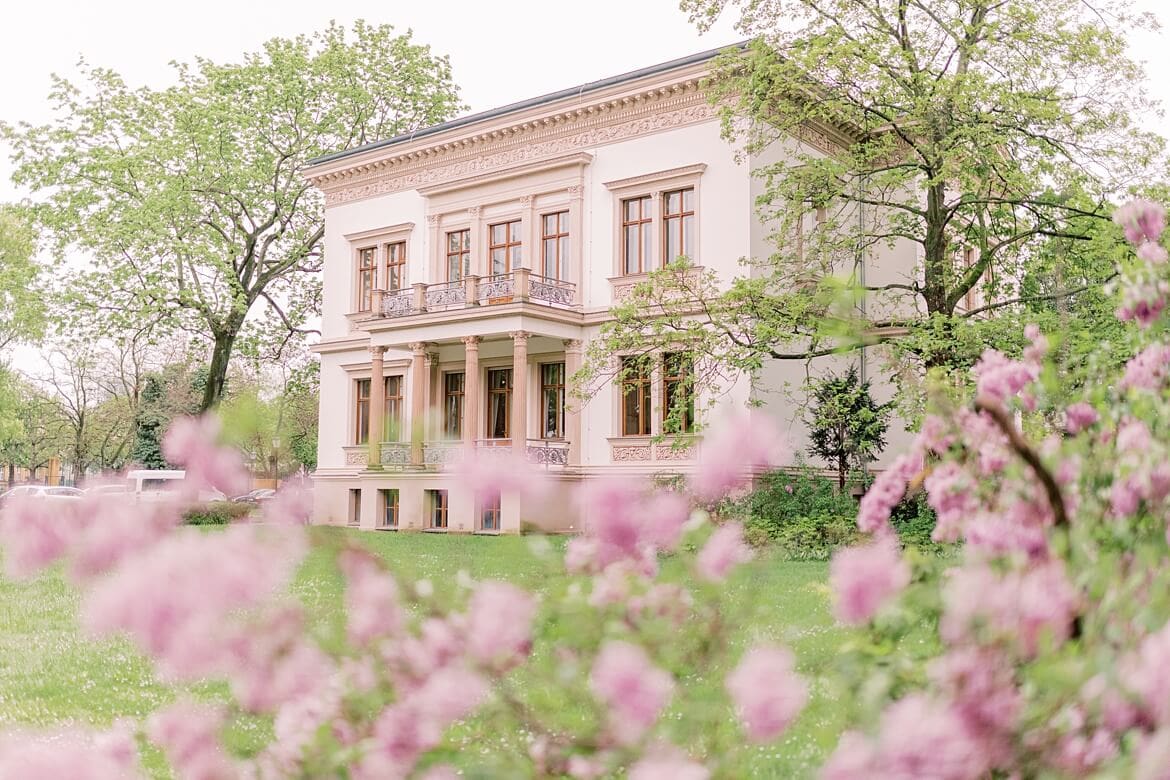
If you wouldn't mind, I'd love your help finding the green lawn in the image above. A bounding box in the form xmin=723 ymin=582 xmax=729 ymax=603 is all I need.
xmin=0 ymin=529 xmax=843 ymax=777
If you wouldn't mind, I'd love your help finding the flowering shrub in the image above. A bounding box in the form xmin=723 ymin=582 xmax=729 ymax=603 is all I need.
xmin=1 ymin=200 xmax=1169 ymax=778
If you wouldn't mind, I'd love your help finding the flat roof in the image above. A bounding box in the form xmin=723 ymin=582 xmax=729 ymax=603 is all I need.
xmin=307 ymin=40 xmax=749 ymax=167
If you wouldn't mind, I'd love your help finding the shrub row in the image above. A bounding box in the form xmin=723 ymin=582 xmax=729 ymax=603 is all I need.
xmin=183 ymin=501 xmax=254 ymax=525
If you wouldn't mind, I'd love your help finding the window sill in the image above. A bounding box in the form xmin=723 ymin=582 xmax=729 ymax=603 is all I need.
xmin=424 ymin=527 xmax=448 ymax=533
xmin=474 ymin=530 xmax=502 ymax=536
xmin=376 ymin=526 xmax=399 ymax=531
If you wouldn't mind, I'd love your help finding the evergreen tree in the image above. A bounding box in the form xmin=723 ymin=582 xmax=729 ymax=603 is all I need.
xmin=807 ymin=367 xmax=891 ymax=490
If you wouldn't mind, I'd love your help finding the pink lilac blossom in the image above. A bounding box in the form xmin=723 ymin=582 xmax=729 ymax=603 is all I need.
xmin=973 ymin=348 xmax=1039 ymax=405
xmin=919 ymin=414 xmax=956 ymax=455
xmin=590 ymin=640 xmax=675 ymax=740
xmin=695 ymin=522 xmax=753 ymax=582
xmin=263 ymin=684 xmax=345 ymax=776
xmin=147 ymin=701 xmax=236 ymax=780
xmin=724 ymin=644 xmax=808 ymax=742
xmin=465 ymin=581 xmax=537 ymax=670
xmin=1121 ymin=343 xmax=1170 ymax=391
xmin=340 ymin=550 xmax=404 ymax=647
xmin=161 ymin=416 xmax=249 ymax=499
xmin=829 ymin=537 xmax=911 ymax=625
xmin=941 ymin=561 xmax=1080 ymax=658
xmin=689 ymin=413 xmax=786 ymax=502
xmin=452 ymin=449 xmax=550 ymax=504
xmin=82 ymin=525 xmax=306 ymax=680
xmin=0 ymin=728 xmax=142 ymax=780
xmin=821 ymin=730 xmax=880 ymax=779
xmin=1138 ymin=241 xmax=1169 ymax=264
xmin=856 ymin=449 xmax=924 ymax=534
xmin=1064 ymin=402 xmax=1100 ymax=434
xmin=259 ymin=482 xmax=314 ymax=526
xmin=1117 ymin=278 xmax=1169 ymax=327
xmin=929 ymin=648 xmax=1021 ymax=766
xmin=576 ymin=479 xmax=682 ymax=573
xmin=1136 ymin=730 xmax=1170 ymax=780
xmin=1053 ymin=727 xmax=1118 ymax=774
xmin=925 ymin=462 xmax=979 ymax=542
xmin=1023 ymin=323 xmax=1049 ymax=363
xmin=962 ymin=503 xmax=1050 ymax=560
xmin=0 ymin=495 xmax=75 ymax=579
xmin=68 ymin=496 xmax=183 ymax=582
xmin=1114 ymin=199 xmax=1166 ymax=246
xmin=1122 ymin=621 xmax=1170 ymax=724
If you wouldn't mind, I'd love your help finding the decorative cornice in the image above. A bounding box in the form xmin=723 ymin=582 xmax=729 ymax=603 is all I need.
xmin=603 ymin=163 xmax=708 ymax=191
xmin=314 ymin=82 xmax=717 ymax=206
xmin=417 ymin=152 xmax=593 ymax=198
xmin=343 ymin=222 xmax=415 ymax=242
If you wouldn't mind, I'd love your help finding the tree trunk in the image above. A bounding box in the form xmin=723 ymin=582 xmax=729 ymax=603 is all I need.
xmin=838 ymin=452 xmax=847 ymax=492
xmin=200 ymin=324 xmax=241 ymax=412
xmin=6 ymin=462 xmax=12 ymax=487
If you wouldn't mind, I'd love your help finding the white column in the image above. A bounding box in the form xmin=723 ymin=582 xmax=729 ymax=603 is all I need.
xmin=409 ymin=342 xmax=427 ymax=466
xmin=367 ymin=346 xmax=386 ymax=469
xmin=511 ymin=331 xmax=529 ymax=459
xmin=564 ymin=339 xmax=583 ymax=467
xmin=463 ymin=336 xmax=481 ymax=449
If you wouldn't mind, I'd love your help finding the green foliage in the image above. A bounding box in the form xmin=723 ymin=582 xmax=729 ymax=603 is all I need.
xmin=131 ymin=364 xmax=206 ymax=468
xmin=740 ymin=470 xmax=861 ymax=558
xmin=183 ymin=501 xmax=253 ymax=526
xmin=2 ymin=21 xmax=464 ymax=410
xmin=0 ymin=206 xmax=45 ymax=351
xmin=807 ymin=366 xmax=891 ymax=488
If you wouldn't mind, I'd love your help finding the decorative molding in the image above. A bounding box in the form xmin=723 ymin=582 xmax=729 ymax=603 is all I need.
xmin=510 ymin=330 xmax=530 ymax=346
xmin=408 ymin=342 xmax=428 ymax=354
xmin=343 ymin=222 xmax=415 ymax=242
xmin=369 ymin=345 xmax=387 ymax=359
xmin=467 ymin=205 xmax=480 ymax=217
xmin=520 ymin=195 xmax=533 ymax=207
xmin=425 ymin=352 xmax=441 ymax=366
xmin=654 ymin=442 xmax=696 ymax=461
xmin=343 ymin=447 xmax=368 ymax=467
xmin=566 ymin=184 xmax=585 ymax=199
xmin=611 ymin=445 xmax=652 ymax=462
xmin=563 ymin=338 xmax=584 ymax=352
xmin=462 ymin=335 xmax=482 ymax=348
xmin=318 ymin=98 xmax=716 ymax=205
xmin=426 ymin=214 xmax=442 ymax=226
xmin=603 ymin=163 xmax=707 ymax=192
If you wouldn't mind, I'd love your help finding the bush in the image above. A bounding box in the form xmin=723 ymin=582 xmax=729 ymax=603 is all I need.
xmin=183 ymin=501 xmax=253 ymax=525
xmin=739 ymin=469 xmax=860 ymax=558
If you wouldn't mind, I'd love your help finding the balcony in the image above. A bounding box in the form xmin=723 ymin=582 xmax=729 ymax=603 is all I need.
xmin=474 ymin=438 xmax=569 ymax=467
xmin=372 ymin=269 xmax=577 ymax=321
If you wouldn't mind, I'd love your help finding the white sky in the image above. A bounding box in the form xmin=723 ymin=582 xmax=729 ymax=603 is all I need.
xmin=1 ymin=0 xmax=1168 ymax=372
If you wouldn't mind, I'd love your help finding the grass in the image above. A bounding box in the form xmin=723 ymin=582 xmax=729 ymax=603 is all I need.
xmin=0 ymin=529 xmax=843 ymax=777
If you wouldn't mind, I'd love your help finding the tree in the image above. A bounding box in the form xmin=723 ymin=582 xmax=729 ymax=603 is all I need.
xmin=586 ymin=0 xmax=1163 ymax=400
xmin=3 ymin=21 xmax=463 ymax=410
xmin=0 ymin=206 xmax=45 ymax=351
xmin=131 ymin=362 xmax=207 ymax=469
xmin=806 ymin=366 xmax=890 ymax=490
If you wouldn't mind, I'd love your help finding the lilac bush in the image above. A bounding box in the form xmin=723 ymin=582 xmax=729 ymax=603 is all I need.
xmin=1 ymin=200 xmax=1170 ymax=778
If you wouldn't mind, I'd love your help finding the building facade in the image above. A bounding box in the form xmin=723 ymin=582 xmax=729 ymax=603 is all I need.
xmin=304 ymin=45 xmax=917 ymax=533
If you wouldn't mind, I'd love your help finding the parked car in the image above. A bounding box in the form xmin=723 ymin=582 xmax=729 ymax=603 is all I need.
xmin=231 ymin=488 xmax=276 ymax=505
xmin=84 ymin=483 xmax=132 ymax=497
xmin=125 ymin=470 xmax=226 ymax=504
xmin=0 ymin=485 xmax=83 ymax=507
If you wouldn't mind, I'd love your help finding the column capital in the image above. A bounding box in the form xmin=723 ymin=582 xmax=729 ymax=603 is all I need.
xmin=408 ymin=341 xmax=428 ymax=355
xmin=509 ymin=330 xmax=530 ymax=346
xmin=461 ymin=335 xmax=482 ymax=349
xmin=567 ymin=184 xmax=585 ymax=200
xmin=426 ymin=213 xmax=441 ymax=226
xmin=520 ymin=194 xmax=533 ymax=207
xmin=467 ymin=205 xmax=480 ymax=217
xmin=369 ymin=345 xmax=387 ymax=360
xmin=425 ymin=351 xmax=440 ymax=367
xmin=563 ymin=338 xmax=584 ymax=353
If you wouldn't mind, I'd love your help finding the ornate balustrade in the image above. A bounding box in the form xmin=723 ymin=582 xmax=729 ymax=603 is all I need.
xmin=381 ymin=442 xmax=411 ymax=468
xmin=366 ymin=270 xmax=576 ymax=320
xmin=525 ymin=439 xmax=570 ymax=467
xmin=423 ymin=441 xmax=463 ymax=466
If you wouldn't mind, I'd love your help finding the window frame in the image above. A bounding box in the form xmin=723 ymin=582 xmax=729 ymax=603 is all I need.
xmin=355 ymin=247 xmax=377 ymax=312
xmin=604 ymin=164 xmax=706 ymax=281
xmin=540 ymin=362 xmax=566 ymax=440
xmin=661 ymin=352 xmax=696 ymax=434
xmin=379 ymin=489 xmax=399 ymax=529
xmin=355 ymin=378 xmax=372 ymax=445
xmin=384 ymin=375 xmax=404 ymax=442
xmin=486 ymin=367 xmax=513 ymax=440
xmin=488 ymin=219 xmax=522 ymax=277
xmin=428 ymin=489 xmax=449 ymax=529
xmin=384 ymin=240 xmax=407 ymax=292
xmin=540 ymin=211 xmax=570 ymax=281
xmin=479 ymin=493 xmax=501 ymax=531
xmin=443 ymin=371 xmax=465 ymax=439
xmin=620 ymin=196 xmax=653 ymax=275
xmin=620 ymin=356 xmax=653 ymax=437
xmin=661 ymin=188 xmax=696 ymax=267
xmin=446 ymin=228 xmax=471 ymax=282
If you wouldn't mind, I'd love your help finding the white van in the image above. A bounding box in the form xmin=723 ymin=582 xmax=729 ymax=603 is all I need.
xmin=125 ymin=470 xmax=226 ymax=503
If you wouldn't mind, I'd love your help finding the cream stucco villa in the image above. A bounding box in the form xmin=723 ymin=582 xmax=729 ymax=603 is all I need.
xmin=304 ymin=43 xmax=917 ymax=533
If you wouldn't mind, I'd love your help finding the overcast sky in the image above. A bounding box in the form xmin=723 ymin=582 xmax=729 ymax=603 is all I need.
xmin=1 ymin=0 xmax=1168 ymax=369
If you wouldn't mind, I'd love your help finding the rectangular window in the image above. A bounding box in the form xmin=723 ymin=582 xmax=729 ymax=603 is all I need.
xmin=379 ymin=489 xmax=399 ymax=529
xmin=662 ymin=188 xmax=695 ymax=266
xmin=428 ymin=489 xmax=449 ymax=529
xmin=385 ymin=241 xmax=406 ymax=292
xmin=356 ymin=247 xmax=377 ymax=311
xmin=621 ymin=357 xmax=652 ymax=436
xmin=446 ymin=229 xmax=471 ymax=282
xmin=487 ymin=368 xmax=513 ymax=439
xmin=348 ymin=489 xmax=362 ymax=527
xmin=489 ymin=220 xmax=522 ymax=276
xmin=662 ymin=352 xmax=695 ymax=434
xmin=541 ymin=211 xmax=569 ymax=281
xmin=443 ymin=372 xmax=465 ymax=439
xmin=480 ymin=494 xmax=501 ymax=531
xmin=355 ymin=379 xmax=371 ymax=444
xmin=384 ymin=375 xmax=403 ymax=441
xmin=541 ymin=362 xmax=566 ymax=439
xmin=622 ymin=196 xmax=652 ymax=275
